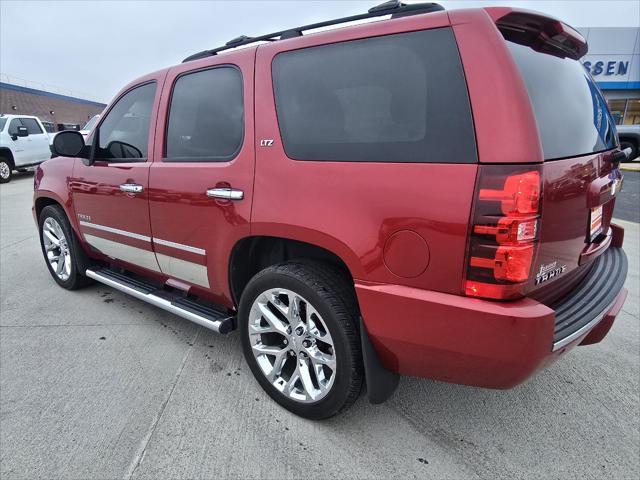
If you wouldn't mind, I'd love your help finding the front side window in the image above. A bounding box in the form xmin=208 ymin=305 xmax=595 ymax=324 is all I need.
xmin=20 ymin=118 xmax=43 ymax=134
xmin=7 ymin=119 xmax=22 ymax=136
xmin=165 ymin=66 xmax=244 ymax=161
xmin=272 ymin=28 xmax=477 ymax=163
xmin=96 ymin=82 xmax=156 ymax=161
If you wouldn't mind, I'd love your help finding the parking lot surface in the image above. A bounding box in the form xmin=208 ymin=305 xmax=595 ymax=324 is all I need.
xmin=1 ymin=172 xmax=638 ymax=480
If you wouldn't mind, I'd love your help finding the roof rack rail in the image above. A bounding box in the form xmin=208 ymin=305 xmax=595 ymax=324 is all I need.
xmin=182 ymin=0 xmax=444 ymax=62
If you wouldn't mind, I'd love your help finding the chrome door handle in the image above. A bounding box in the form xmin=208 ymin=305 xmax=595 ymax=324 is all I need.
xmin=206 ymin=187 xmax=244 ymax=201
xmin=119 ymin=183 xmax=143 ymax=194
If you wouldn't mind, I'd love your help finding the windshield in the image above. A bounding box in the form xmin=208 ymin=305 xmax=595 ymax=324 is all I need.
xmin=82 ymin=115 xmax=99 ymax=131
xmin=507 ymin=41 xmax=617 ymax=160
xmin=0 ymin=118 xmax=7 ymax=132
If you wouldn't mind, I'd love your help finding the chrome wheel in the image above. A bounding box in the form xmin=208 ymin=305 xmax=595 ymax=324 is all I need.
xmin=0 ymin=161 xmax=10 ymax=181
xmin=248 ymin=288 xmax=336 ymax=403
xmin=42 ymin=217 xmax=72 ymax=281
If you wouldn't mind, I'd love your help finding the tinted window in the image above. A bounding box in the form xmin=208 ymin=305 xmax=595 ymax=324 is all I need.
xmin=7 ymin=119 xmax=21 ymax=135
xmin=42 ymin=122 xmax=56 ymax=133
xmin=0 ymin=118 xmax=7 ymax=132
xmin=272 ymin=28 xmax=477 ymax=163
xmin=20 ymin=118 xmax=43 ymax=134
xmin=97 ymin=82 xmax=156 ymax=161
xmin=166 ymin=67 xmax=243 ymax=161
xmin=507 ymin=41 xmax=617 ymax=160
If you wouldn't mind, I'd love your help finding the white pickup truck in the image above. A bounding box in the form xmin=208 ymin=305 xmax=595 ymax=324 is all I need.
xmin=0 ymin=114 xmax=52 ymax=183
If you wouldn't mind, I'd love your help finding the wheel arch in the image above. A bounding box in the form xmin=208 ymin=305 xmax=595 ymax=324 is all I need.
xmin=228 ymin=235 xmax=357 ymax=307
xmin=0 ymin=147 xmax=15 ymax=168
xmin=34 ymin=192 xmax=80 ymax=237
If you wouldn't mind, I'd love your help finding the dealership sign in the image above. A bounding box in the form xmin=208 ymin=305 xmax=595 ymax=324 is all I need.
xmin=582 ymin=60 xmax=629 ymax=76
xmin=580 ymin=54 xmax=639 ymax=89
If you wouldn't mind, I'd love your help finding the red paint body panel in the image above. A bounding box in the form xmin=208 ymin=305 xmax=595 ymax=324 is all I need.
xmin=254 ymin=17 xmax=477 ymax=294
xmin=450 ymin=9 xmax=544 ymax=164
xmin=356 ymin=282 xmax=628 ymax=387
xmin=33 ymin=157 xmax=76 ymax=230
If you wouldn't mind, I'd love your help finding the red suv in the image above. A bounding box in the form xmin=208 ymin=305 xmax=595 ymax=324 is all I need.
xmin=35 ymin=1 xmax=629 ymax=419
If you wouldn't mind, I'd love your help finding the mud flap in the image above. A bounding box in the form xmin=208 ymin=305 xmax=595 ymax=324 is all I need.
xmin=359 ymin=317 xmax=399 ymax=404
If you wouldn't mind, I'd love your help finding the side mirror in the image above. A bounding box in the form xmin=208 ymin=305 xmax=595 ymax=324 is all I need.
xmin=11 ymin=126 xmax=29 ymax=140
xmin=52 ymin=131 xmax=86 ymax=158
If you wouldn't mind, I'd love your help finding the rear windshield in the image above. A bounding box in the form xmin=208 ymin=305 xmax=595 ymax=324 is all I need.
xmin=272 ymin=28 xmax=477 ymax=163
xmin=507 ymin=41 xmax=617 ymax=160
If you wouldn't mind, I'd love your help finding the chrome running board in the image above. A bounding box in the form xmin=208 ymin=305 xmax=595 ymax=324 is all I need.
xmin=86 ymin=268 xmax=235 ymax=334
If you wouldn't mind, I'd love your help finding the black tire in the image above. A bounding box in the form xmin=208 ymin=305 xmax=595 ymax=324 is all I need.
xmin=239 ymin=262 xmax=363 ymax=419
xmin=0 ymin=157 xmax=13 ymax=184
xmin=620 ymin=140 xmax=638 ymax=161
xmin=38 ymin=205 xmax=93 ymax=290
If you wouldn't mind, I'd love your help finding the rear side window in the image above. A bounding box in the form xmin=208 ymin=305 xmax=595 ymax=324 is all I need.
xmin=272 ymin=28 xmax=477 ymax=163
xmin=506 ymin=41 xmax=617 ymax=160
xmin=165 ymin=66 xmax=244 ymax=161
xmin=0 ymin=118 xmax=8 ymax=132
xmin=20 ymin=118 xmax=43 ymax=134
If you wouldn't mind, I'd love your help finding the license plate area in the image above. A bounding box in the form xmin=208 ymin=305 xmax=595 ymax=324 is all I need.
xmin=589 ymin=205 xmax=603 ymax=242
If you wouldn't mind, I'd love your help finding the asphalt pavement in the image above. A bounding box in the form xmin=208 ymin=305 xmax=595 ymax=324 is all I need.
xmin=1 ymin=171 xmax=638 ymax=480
xmin=616 ymin=170 xmax=639 ymax=223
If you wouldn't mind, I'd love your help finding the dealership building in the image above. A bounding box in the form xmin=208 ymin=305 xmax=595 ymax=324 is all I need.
xmin=579 ymin=26 xmax=640 ymax=126
xmin=0 ymin=81 xmax=105 ymax=132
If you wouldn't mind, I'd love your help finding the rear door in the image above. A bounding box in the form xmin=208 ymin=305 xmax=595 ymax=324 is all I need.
xmin=456 ymin=8 xmax=622 ymax=299
xmin=504 ymin=26 xmax=620 ymax=297
xmin=148 ymin=48 xmax=255 ymax=307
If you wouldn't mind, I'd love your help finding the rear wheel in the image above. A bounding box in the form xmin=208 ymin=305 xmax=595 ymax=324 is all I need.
xmin=0 ymin=157 xmax=12 ymax=183
xmin=239 ymin=262 xmax=363 ymax=419
xmin=620 ymin=140 xmax=638 ymax=161
xmin=38 ymin=205 xmax=93 ymax=289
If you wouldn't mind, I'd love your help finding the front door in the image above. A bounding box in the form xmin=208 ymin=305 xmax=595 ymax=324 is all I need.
xmin=7 ymin=118 xmax=34 ymax=166
xmin=148 ymin=49 xmax=255 ymax=307
xmin=71 ymin=76 xmax=164 ymax=275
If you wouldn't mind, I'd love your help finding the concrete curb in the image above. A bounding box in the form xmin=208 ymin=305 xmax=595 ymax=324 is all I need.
xmin=620 ymin=160 xmax=640 ymax=172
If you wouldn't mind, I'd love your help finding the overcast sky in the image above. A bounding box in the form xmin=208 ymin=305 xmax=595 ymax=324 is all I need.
xmin=1 ymin=0 xmax=639 ymax=103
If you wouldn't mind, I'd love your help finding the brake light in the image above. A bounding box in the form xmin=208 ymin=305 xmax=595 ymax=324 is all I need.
xmin=464 ymin=166 xmax=542 ymax=300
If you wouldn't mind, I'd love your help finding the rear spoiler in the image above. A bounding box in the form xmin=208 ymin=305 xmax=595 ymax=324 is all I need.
xmin=485 ymin=7 xmax=588 ymax=60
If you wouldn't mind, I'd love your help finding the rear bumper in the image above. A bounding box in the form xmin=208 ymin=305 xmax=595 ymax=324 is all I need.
xmin=356 ymin=246 xmax=628 ymax=389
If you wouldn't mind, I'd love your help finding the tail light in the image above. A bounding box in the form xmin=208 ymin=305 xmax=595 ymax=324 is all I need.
xmin=464 ymin=166 xmax=542 ymax=300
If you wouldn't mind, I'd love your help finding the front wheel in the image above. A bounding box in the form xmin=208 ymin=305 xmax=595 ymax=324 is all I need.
xmin=239 ymin=262 xmax=363 ymax=419
xmin=38 ymin=205 xmax=93 ymax=289
xmin=0 ymin=158 xmax=12 ymax=183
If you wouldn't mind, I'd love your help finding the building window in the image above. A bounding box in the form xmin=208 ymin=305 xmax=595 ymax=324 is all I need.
xmin=608 ymin=99 xmax=626 ymax=125
xmin=607 ymin=98 xmax=640 ymax=125
xmin=623 ymin=99 xmax=640 ymax=125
